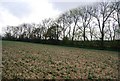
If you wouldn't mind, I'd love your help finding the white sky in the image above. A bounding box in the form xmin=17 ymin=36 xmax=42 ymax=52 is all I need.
xmin=0 ymin=0 xmax=61 ymax=35
xmin=0 ymin=0 xmax=115 ymax=35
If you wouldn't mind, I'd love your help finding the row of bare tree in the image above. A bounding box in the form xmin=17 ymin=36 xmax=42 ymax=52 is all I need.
xmin=3 ymin=1 xmax=120 ymax=43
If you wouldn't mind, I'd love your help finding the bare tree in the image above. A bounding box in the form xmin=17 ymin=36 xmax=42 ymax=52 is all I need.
xmin=88 ymin=23 xmax=96 ymax=41
xmin=113 ymin=1 xmax=120 ymax=28
xmin=110 ymin=1 xmax=120 ymax=40
xmin=57 ymin=12 xmax=72 ymax=39
xmin=79 ymin=6 xmax=92 ymax=41
xmin=88 ymin=2 xmax=115 ymax=47
xmin=41 ymin=18 xmax=53 ymax=40
xmin=69 ymin=9 xmax=80 ymax=41
xmin=4 ymin=26 xmax=13 ymax=39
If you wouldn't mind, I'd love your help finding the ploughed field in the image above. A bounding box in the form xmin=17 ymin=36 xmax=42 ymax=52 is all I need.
xmin=2 ymin=41 xmax=119 ymax=79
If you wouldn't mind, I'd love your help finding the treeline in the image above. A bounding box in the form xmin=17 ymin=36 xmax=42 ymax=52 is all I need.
xmin=2 ymin=1 xmax=120 ymax=51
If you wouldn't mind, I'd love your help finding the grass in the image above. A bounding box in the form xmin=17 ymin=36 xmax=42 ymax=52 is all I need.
xmin=2 ymin=40 xmax=119 ymax=79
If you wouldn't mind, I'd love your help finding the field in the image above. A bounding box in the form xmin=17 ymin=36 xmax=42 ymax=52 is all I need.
xmin=2 ymin=41 xmax=119 ymax=79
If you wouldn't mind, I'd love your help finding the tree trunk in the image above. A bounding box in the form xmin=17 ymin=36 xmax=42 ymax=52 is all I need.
xmin=72 ymin=26 xmax=76 ymax=41
xmin=117 ymin=12 xmax=120 ymax=28
xmin=56 ymin=25 xmax=58 ymax=41
xmin=72 ymin=18 xmax=78 ymax=42
xmin=83 ymin=25 xmax=86 ymax=41
xmin=101 ymin=22 xmax=105 ymax=48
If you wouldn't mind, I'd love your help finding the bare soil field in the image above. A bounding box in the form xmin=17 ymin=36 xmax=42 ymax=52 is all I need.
xmin=2 ymin=41 xmax=119 ymax=79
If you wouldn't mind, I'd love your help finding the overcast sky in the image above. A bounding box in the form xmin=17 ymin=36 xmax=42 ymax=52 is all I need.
xmin=0 ymin=0 xmax=111 ymax=35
